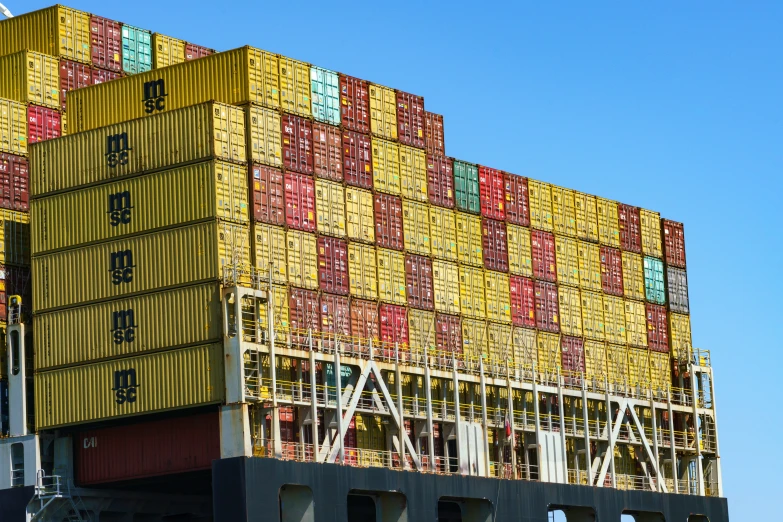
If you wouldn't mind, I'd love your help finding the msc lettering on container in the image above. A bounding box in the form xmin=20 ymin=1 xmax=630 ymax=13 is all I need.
xmin=105 ymin=132 xmax=131 ymax=168
xmin=108 ymin=191 xmax=132 ymax=226
xmin=109 ymin=250 xmax=134 ymax=285
xmin=111 ymin=308 xmax=136 ymax=345
xmin=112 ymin=368 xmax=139 ymax=405
xmin=143 ymin=79 xmax=167 ymax=114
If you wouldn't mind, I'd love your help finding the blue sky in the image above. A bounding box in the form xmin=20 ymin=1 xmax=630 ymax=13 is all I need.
xmin=15 ymin=1 xmax=783 ymax=519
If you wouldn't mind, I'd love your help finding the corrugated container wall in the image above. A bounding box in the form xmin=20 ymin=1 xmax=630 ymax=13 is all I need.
xmin=455 ymin=213 xmax=483 ymax=267
xmin=400 ymin=146 xmax=427 ymax=202
xmin=432 ymin=260 xmax=460 ymax=315
xmin=286 ymin=230 xmax=318 ymax=291
xmin=596 ymin=197 xmax=620 ymax=247
xmin=0 ymin=5 xmax=91 ymax=63
xmin=645 ymin=303 xmax=669 ymax=353
xmin=152 ymin=34 xmax=186 ymax=69
xmin=507 ymin=224 xmax=532 ymax=277
xmin=643 ymin=256 xmax=666 ymax=305
xmin=435 ymin=313 xmax=461 ymax=354
xmin=253 ymin=223 xmax=287 ymax=284
xmin=340 ymin=75 xmax=370 ymax=133
xmin=0 ymin=153 xmax=29 ymax=212
xmin=666 ymin=266 xmax=689 ymax=314
xmin=482 ymin=218 xmax=508 ymax=272
xmin=312 ymin=123 xmax=342 ymax=181
xmin=509 ymin=276 xmax=535 ymax=328
xmin=531 ymin=230 xmax=556 ymax=282
xmin=405 ymin=254 xmax=433 ymax=310
xmin=600 ymin=247 xmax=624 ymax=297
xmin=90 ymin=15 xmax=122 ymax=72
xmin=310 ymin=67 xmax=340 ymax=126
xmin=427 ymin=155 xmax=454 ymax=208
xmin=584 ymin=341 xmax=607 ymax=382
xmin=251 ymin=165 xmax=285 ymax=225
xmin=453 ymin=161 xmax=480 ymax=214
xmin=424 ymin=111 xmax=445 ymax=157
xmin=289 ymin=288 xmax=320 ymax=341
xmin=581 ymin=291 xmax=604 ymax=341
xmin=552 ymin=186 xmax=576 ymax=237
xmin=603 ymin=295 xmax=626 ymax=345
xmin=662 ymin=219 xmax=686 ymax=268
xmin=461 ymin=318 xmax=487 ymax=360
xmin=372 ymin=139 xmax=401 ymax=195
xmin=624 ymin=299 xmax=647 ymax=348
xmin=402 ymin=200 xmax=430 ymax=256
xmin=574 ymin=192 xmax=599 ymax=243
xmin=121 ymin=24 xmax=152 ymax=74
xmin=396 ymin=91 xmax=424 ymax=148
xmin=343 ymin=130 xmax=372 ymax=189
xmin=528 ymin=180 xmax=553 ymax=232
xmin=317 ymin=237 xmax=349 ymax=295
xmin=668 ymin=313 xmax=692 ymax=360
xmin=429 ymin=207 xmax=457 ymax=262
xmin=186 ymin=44 xmax=213 ymax=61
xmin=621 ymin=252 xmax=645 ymax=301
xmin=409 ymin=308 xmax=435 ymax=353
xmin=348 ymin=243 xmax=377 ymax=300
xmin=0 ymin=209 xmax=29 ymax=266
xmin=458 ymin=266 xmax=485 ymax=319
xmin=282 ymin=114 xmax=313 ymax=175
xmin=534 ymin=281 xmax=559 ymax=333
xmin=0 ymin=265 xmax=31 ymax=322
xmin=505 ymin=173 xmax=529 ymax=227
xmin=315 ymin=179 xmax=346 ymax=237
xmin=478 ymin=167 xmax=505 ymax=221
xmin=640 ymin=209 xmax=662 ymax=258
xmin=345 ymin=187 xmax=375 ymax=244
xmin=577 ymin=241 xmax=602 ymax=292
xmin=374 ymin=194 xmax=403 ymax=250
xmin=380 ymin=304 xmax=408 ymax=347
xmin=0 ymin=99 xmax=29 ymax=156
xmin=59 ymin=58 xmax=92 ymax=111
xmin=319 ymin=293 xmax=350 ymax=343
xmin=369 ymin=84 xmax=397 ymax=139
xmin=558 ymin=285 xmax=582 ymax=337
xmin=245 ymin=104 xmax=282 ymax=167
xmin=555 ymin=236 xmax=579 ymax=287
xmin=351 ymin=299 xmax=379 ymax=343
xmin=278 ymin=56 xmax=311 ymax=117
xmin=377 ymin=248 xmax=406 ymax=305
xmin=0 ymin=51 xmax=60 ymax=110
xmin=27 ymin=105 xmax=62 ymax=144
xmin=284 ymin=172 xmax=316 ymax=232
xmin=617 ymin=203 xmax=642 ymax=253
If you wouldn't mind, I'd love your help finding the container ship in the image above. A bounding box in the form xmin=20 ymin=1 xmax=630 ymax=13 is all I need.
xmin=0 ymin=4 xmax=728 ymax=521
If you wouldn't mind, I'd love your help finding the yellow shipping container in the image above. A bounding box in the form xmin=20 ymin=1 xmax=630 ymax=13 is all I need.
xmin=67 ymin=47 xmax=280 ymax=132
xmin=487 ymin=322 xmax=513 ymax=362
xmin=345 ymin=187 xmax=375 ymax=243
xmin=35 ymin=343 xmax=224 ymax=429
xmin=621 ymin=252 xmax=645 ymax=301
xmin=455 ymin=212 xmax=483 ymax=267
xmin=432 ymin=260 xmax=460 ymax=314
xmin=507 ymin=224 xmax=532 ymax=277
xmin=356 ymin=414 xmax=386 ymax=455
xmin=624 ymin=299 xmax=648 ymax=348
xmin=558 ymin=286 xmax=583 ymax=337
xmin=286 ymin=230 xmax=318 ymax=290
xmin=484 ymin=272 xmax=511 ymax=324
xmin=32 ymin=161 xmax=249 ymax=254
xmin=603 ymin=295 xmax=626 ymax=345
xmin=34 ymin=283 xmax=221 ymax=370
xmin=152 ymin=34 xmax=186 ymax=68
xmin=581 ymin=291 xmax=605 ymax=341
xmin=462 ymin=318 xmax=487 ymax=361
xmin=640 ymin=209 xmax=662 ymax=258
xmin=511 ymin=327 xmax=537 ymax=368
xmin=459 ymin=266 xmax=486 ymax=319
xmin=0 ymin=324 xmax=6 ymax=378
xmin=0 ymin=5 xmax=90 ymax=63
xmin=429 ymin=206 xmax=457 ymax=261
xmin=0 ymin=51 xmax=59 ymax=109
xmin=368 ymin=83 xmax=397 ymax=139
xmin=253 ymin=223 xmax=287 ymax=285
xmin=402 ymin=200 xmax=431 ymax=255
xmin=258 ymin=284 xmax=291 ymax=339
xmin=0 ymin=209 xmax=29 ymax=266
xmin=30 ymin=102 xmax=246 ymax=197
xmin=584 ymin=340 xmax=607 ymax=382
xmin=528 ymin=179 xmax=553 ymax=232
xmin=408 ymin=309 xmax=436 ymax=354
xmin=372 ymin=138 xmax=401 ymax=195
xmin=536 ymin=332 xmax=561 ymax=371
xmin=649 ymin=351 xmax=670 ymax=392
xmin=0 ymin=98 xmax=27 ymax=156
xmin=551 ymin=186 xmax=577 ymax=237
xmin=574 ymin=192 xmax=599 ymax=243
xmin=669 ymin=313 xmax=692 ymax=360
xmin=245 ymin=104 xmax=282 ymax=167
xmin=555 ymin=235 xmax=580 ymax=287
xmin=596 ymin=197 xmax=620 ymax=247
xmin=399 ymin=145 xmax=427 ymax=202
xmin=278 ymin=56 xmax=311 ymax=117
xmin=377 ymin=248 xmax=406 ymax=305
xmin=348 ymin=243 xmax=378 ymax=300
xmin=315 ymin=179 xmax=346 ymax=237
xmin=606 ymin=344 xmax=629 ymax=386
xmin=627 ymin=346 xmax=650 ymax=387
xmin=577 ymin=241 xmax=602 ymax=291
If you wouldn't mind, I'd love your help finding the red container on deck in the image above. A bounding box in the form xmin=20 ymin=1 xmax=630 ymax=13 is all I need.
xmin=318 ymin=237 xmax=349 ymax=295
xmin=424 ymin=111 xmax=445 ymax=157
xmin=534 ymin=281 xmax=560 ymax=333
xmin=312 ymin=122 xmax=343 ymax=181
xmin=59 ymin=59 xmax=92 ymax=111
xmin=89 ymin=16 xmax=122 ymax=72
xmin=91 ymin=67 xmax=121 ymax=85
xmin=482 ymin=218 xmax=509 ymax=272
xmin=27 ymin=106 xmax=61 ymax=144
xmin=284 ymin=172 xmax=316 ymax=232
xmin=342 ymin=130 xmax=372 ymax=189
xmin=504 ymin=173 xmax=530 ymax=227
xmin=0 ymin=153 xmax=29 ymax=212
xmin=289 ymin=288 xmax=320 ymax=342
xmin=531 ymin=230 xmax=556 ymax=282
xmin=600 ymin=246 xmax=624 ymax=297
xmin=0 ymin=265 xmax=31 ymax=322
xmin=478 ymin=166 xmax=505 ymax=221
xmin=509 ymin=275 xmax=535 ymax=328
xmin=436 ymin=313 xmax=462 ymax=354
xmin=426 ymin=155 xmax=454 ymax=208
xmin=396 ymin=91 xmax=425 ymax=148
xmin=185 ymin=44 xmax=213 ymax=60
xmin=380 ymin=304 xmax=408 ymax=348
xmin=561 ymin=336 xmax=585 ymax=384
xmin=75 ymin=412 xmax=219 ymax=485
xmin=251 ymin=165 xmax=285 ymax=225
xmin=618 ymin=203 xmax=642 ymax=253
xmin=646 ymin=303 xmax=669 ymax=353
xmin=319 ymin=293 xmax=351 ymax=342
xmin=350 ymin=298 xmax=379 ymax=343
xmin=282 ymin=114 xmax=313 ymax=175
xmin=340 ymin=75 xmax=370 ymax=133
xmin=374 ymin=193 xmax=404 ymax=250
xmin=405 ymin=254 xmax=433 ymax=310
xmin=662 ymin=219 xmax=686 ymax=268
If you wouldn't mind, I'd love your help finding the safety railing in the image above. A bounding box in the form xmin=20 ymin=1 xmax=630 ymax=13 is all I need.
xmin=567 ymin=469 xmax=591 ymax=486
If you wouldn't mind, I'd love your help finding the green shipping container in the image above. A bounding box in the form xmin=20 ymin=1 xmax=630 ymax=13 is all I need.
xmin=453 ymin=160 xmax=480 ymax=214
xmin=643 ymin=256 xmax=666 ymax=305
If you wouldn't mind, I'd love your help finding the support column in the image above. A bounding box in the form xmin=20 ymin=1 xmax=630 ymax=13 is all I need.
xmin=453 ymin=358 xmax=463 ymax=474
xmin=581 ymin=382 xmax=592 ymax=486
xmin=424 ymin=361 xmax=435 ymax=471
xmin=395 ymin=353 xmax=405 ymax=468
xmin=650 ymin=392 xmax=661 ymax=492
xmin=690 ymin=365 xmax=705 ymax=496
xmin=668 ymin=387 xmax=678 ymax=494
xmin=506 ymin=367 xmax=517 ymax=479
xmin=309 ymin=346 xmax=318 ymax=460
xmin=479 ymin=360 xmax=490 ymax=477
xmin=268 ymin=285 xmax=281 ymax=458
xmin=556 ymin=367 xmax=568 ymax=481
xmin=605 ymin=378 xmax=616 ymax=489
xmin=532 ymin=363 xmax=542 ymax=481
xmin=334 ymin=338 xmax=344 ymax=464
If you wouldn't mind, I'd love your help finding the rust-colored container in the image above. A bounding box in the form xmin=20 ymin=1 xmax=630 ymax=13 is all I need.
xmin=504 ymin=172 xmax=529 ymax=227
xmin=340 ymin=75 xmax=370 ymax=133
xmin=313 ymin=122 xmax=342 ymax=181
xmin=90 ymin=67 xmax=121 ymax=84
xmin=27 ymin=105 xmax=61 ymax=144
xmin=317 ymin=237 xmax=349 ymax=295
xmin=282 ymin=113 xmax=313 ymax=175
xmin=646 ymin=303 xmax=669 ymax=353
xmin=600 ymin=246 xmax=624 ymax=297
xmin=0 ymin=264 xmax=31 ymax=322
xmin=662 ymin=219 xmax=686 ymax=268
xmin=424 ymin=111 xmax=445 ymax=157
xmin=405 ymin=254 xmax=434 ymax=310
xmin=374 ymin=193 xmax=404 ymax=250
xmin=285 ymin=172 xmax=316 ymax=232
xmin=396 ymin=91 xmax=425 ymax=148
xmin=59 ymin=58 xmax=92 ymax=111
xmin=289 ymin=287 xmax=320 ymax=342
xmin=90 ymin=16 xmax=122 ymax=72
xmin=185 ymin=44 xmax=213 ymax=60
xmin=478 ymin=166 xmax=505 ymax=221
xmin=319 ymin=293 xmax=351 ymax=342
xmin=561 ymin=336 xmax=585 ymax=384
xmin=531 ymin=230 xmax=556 ymax=282
xmin=618 ymin=203 xmax=642 ymax=253
xmin=482 ymin=218 xmax=509 ymax=272
xmin=251 ymin=165 xmax=285 ymax=225
xmin=380 ymin=303 xmax=408 ymax=348
xmin=510 ymin=275 xmax=535 ymax=328
xmin=436 ymin=313 xmax=462 ymax=354
xmin=342 ymin=130 xmax=372 ymax=189
xmin=427 ymin=155 xmax=454 ymax=208
xmin=0 ymin=153 xmax=28 ymax=212
xmin=350 ymin=298 xmax=379 ymax=343
xmin=534 ymin=281 xmax=559 ymax=333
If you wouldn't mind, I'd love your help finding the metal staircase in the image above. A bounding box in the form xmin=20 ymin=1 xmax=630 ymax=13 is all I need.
xmin=28 ymin=470 xmax=90 ymax=522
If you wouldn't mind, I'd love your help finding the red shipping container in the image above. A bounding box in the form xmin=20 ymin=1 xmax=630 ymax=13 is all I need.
xmin=89 ymin=16 xmax=122 ymax=72
xmin=509 ymin=275 xmax=535 ymax=328
xmin=320 ymin=293 xmax=351 ymax=348
xmin=91 ymin=67 xmax=121 ymax=85
xmin=662 ymin=219 xmax=686 ymax=268
xmin=0 ymin=153 xmax=29 ymax=212
xmin=350 ymin=298 xmax=379 ymax=343
xmin=59 ymin=59 xmax=92 ymax=111
xmin=478 ymin=166 xmax=505 ymax=221
xmin=424 ymin=111 xmax=445 ymax=157
xmin=318 ymin=237 xmax=349 ymax=295
xmin=75 ymin=412 xmax=219 ymax=485
xmin=646 ymin=303 xmax=669 ymax=353
xmin=284 ymin=172 xmax=316 ymax=232
xmin=531 ymin=230 xmax=557 ymax=282
xmin=534 ymin=281 xmax=560 ymax=333
xmin=426 ymin=155 xmax=454 ymax=208
xmin=482 ymin=218 xmax=509 ymax=272
xmin=617 ymin=203 xmax=642 ymax=253
xmin=251 ymin=165 xmax=285 ymax=225
xmin=561 ymin=336 xmax=585 ymax=385
xmin=282 ymin=114 xmax=313 ymax=175
xmin=312 ymin=122 xmax=343 ymax=181
xmin=289 ymin=288 xmax=320 ymax=343
xmin=342 ymin=130 xmax=372 ymax=189
xmin=0 ymin=265 xmax=31 ymax=322
xmin=504 ymin=173 xmax=530 ymax=227
xmin=27 ymin=106 xmax=61 ymax=144
xmin=435 ymin=313 xmax=462 ymax=354
xmin=396 ymin=91 xmax=425 ymax=148
xmin=339 ymin=75 xmax=370 ymax=133
xmin=185 ymin=44 xmax=214 ymax=60
xmin=380 ymin=304 xmax=408 ymax=348
xmin=600 ymin=246 xmax=624 ymax=297
xmin=374 ymin=193 xmax=404 ymax=250
xmin=405 ymin=254 xmax=434 ymax=310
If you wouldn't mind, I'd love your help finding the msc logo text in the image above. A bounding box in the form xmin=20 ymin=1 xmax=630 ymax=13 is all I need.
xmin=112 ymin=368 xmax=139 ymax=405
xmin=143 ymin=79 xmax=167 ymax=114
xmin=105 ymin=132 xmax=131 ymax=168
xmin=108 ymin=191 xmax=132 ymax=226
xmin=111 ymin=308 xmax=137 ymax=345
xmin=109 ymin=249 xmax=135 ymax=285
